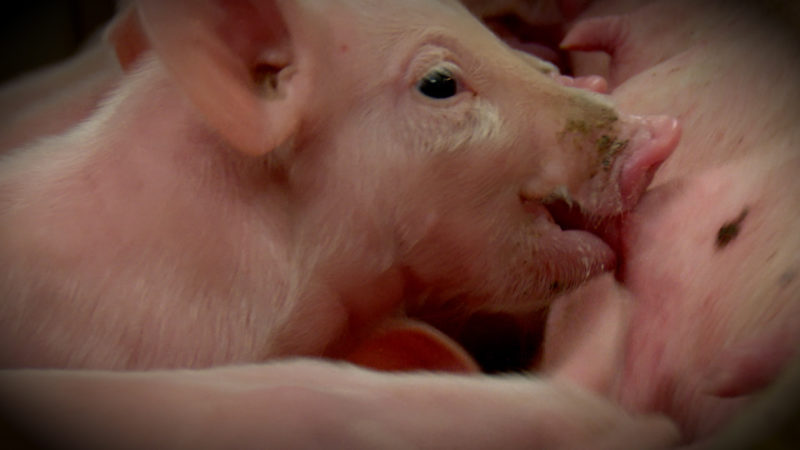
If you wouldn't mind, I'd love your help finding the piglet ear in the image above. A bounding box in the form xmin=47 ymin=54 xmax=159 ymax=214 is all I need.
xmin=136 ymin=0 xmax=308 ymax=157
xmin=345 ymin=319 xmax=481 ymax=374
xmin=106 ymin=5 xmax=150 ymax=72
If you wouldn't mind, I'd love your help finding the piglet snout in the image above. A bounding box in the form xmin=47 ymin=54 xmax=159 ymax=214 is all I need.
xmin=619 ymin=115 xmax=681 ymax=210
xmin=537 ymin=114 xmax=679 ymax=260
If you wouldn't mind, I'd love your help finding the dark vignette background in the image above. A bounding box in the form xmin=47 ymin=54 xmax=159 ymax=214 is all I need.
xmin=0 ymin=1 xmax=116 ymax=85
xmin=0 ymin=1 xmax=798 ymax=449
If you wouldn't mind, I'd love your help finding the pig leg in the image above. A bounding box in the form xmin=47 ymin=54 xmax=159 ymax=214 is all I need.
xmin=0 ymin=363 xmax=679 ymax=450
xmin=540 ymin=273 xmax=634 ymax=395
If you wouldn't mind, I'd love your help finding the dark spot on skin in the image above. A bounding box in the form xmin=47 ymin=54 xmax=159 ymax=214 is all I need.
xmin=597 ymin=135 xmax=612 ymax=154
xmin=550 ymin=281 xmax=564 ymax=294
xmin=557 ymin=112 xmax=622 ymax=170
xmin=564 ymin=119 xmax=590 ymax=135
xmin=340 ymin=44 xmax=349 ymax=53
xmin=562 ymin=114 xmax=617 ymax=138
xmin=716 ymin=208 xmax=749 ymax=249
xmin=779 ymin=270 xmax=797 ymax=287
xmin=599 ymin=137 xmax=628 ymax=170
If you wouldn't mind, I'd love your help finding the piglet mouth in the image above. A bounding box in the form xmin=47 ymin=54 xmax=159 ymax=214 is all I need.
xmin=400 ymin=203 xmax=621 ymax=375
xmin=343 ymin=200 xmax=625 ymax=376
xmin=520 ymin=194 xmax=621 ymax=279
xmin=429 ymin=200 xmax=623 ymax=374
xmin=541 ymin=197 xmax=625 ymax=262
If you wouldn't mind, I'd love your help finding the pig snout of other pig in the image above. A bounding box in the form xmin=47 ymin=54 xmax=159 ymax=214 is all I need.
xmin=0 ymin=0 xmax=678 ymax=371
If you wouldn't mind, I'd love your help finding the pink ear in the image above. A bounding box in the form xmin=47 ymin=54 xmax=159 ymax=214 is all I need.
xmin=136 ymin=0 xmax=307 ymax=157
xmin=106 ymin=6 xmax=150 ymax=72
xmin=560 ymin=15 xmax=628 ymax=55
xmin=345 ymin=319 xmax=480 ymax=374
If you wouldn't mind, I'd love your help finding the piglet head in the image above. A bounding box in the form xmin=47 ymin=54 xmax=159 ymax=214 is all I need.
xmin=134 ymin=0 xmax=677 ymax=311
xmin=389 ymin=31 xmax=681 ymax=315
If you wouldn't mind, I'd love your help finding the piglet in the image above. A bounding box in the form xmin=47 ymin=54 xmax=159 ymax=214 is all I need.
xmin=0 ymin=0 xmax=677 ymax=372
xmin=0 ymin=0 xmax=684 ymax=447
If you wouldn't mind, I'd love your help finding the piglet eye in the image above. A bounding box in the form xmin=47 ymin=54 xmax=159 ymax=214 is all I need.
xmin=417 ymin=68 xmax=458 ymax=99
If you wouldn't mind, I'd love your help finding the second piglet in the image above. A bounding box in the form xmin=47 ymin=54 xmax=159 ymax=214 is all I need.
xmin=0 ymin=0 xmax=679 ymax=370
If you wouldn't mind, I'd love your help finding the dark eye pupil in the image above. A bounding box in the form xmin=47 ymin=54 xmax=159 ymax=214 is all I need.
xmin=418 ymin=69 xmax=457 ymax=99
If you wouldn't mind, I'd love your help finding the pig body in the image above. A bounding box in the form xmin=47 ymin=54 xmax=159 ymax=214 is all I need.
xmin=537 ymin=0 xmax=800 ymax=443
xmin=617 ymin=154 xmax=800 ymax=440
xmin=563 ymin=0 xmax=800 ymax=183
xmin=0 ymin=0 xmax=677 ymax=370
xmin=0 ymin=359 xmax=679 ymax=449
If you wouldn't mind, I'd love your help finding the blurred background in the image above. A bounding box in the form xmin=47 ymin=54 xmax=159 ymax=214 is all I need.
xmin=0 ymin=1 xmax=116 ymax=84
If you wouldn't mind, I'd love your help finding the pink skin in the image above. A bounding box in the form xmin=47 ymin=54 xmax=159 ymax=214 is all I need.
xmin=617 ymin=156 xmax=800 ymax=440
xmin=532 ymin=0 xmax=800 ymax=444
xmin=563 ymin=0 xmax=800 ymax=183
xmin=0 ymin=1 xmax=684 ymax=446
xmin=0 ymin=2 xmax=691 ymax=447
xmin=0 ymin=361 xmax=678 ymax=449
xmin=0 ymin=0 xmax=677 ymax=371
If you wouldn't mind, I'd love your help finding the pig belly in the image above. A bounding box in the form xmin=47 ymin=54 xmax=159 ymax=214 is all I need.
xmin=616 ymin=154 xmax=800 ymax=440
